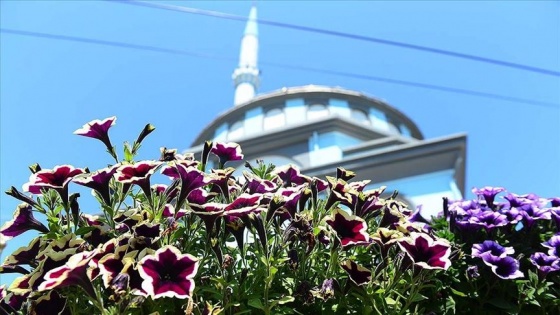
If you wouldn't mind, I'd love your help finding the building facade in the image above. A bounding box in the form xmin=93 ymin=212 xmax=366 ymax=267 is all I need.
xmin=185 ymin=7 xmax=467 ymax=217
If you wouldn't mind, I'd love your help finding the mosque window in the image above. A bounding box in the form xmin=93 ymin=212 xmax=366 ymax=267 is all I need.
xmin=228 ymin=120 xmax=244 ymax=140
xmin=351 ymin=109 xmax=370 ymax=125
xmin=263 ymin=108 xmax=285 ymax=130
xmin=307 ymin=104 xmax=329 ymax=120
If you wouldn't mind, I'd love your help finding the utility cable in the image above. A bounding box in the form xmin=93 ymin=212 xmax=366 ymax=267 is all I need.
xmin=111 ymin=0 xmax=560 ymax=77
xmin=1 ymin=28 xmax=558 ymax=109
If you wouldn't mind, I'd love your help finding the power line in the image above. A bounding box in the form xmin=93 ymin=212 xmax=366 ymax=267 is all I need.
xmin=110 ymin=0 xmax=560 ymax=78
xmin=1 ymin=28 xmax=558 ymax=109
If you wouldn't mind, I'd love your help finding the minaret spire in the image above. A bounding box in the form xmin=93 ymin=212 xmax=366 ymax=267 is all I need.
xmin=232 ymin=6 xmax=260 ymax=106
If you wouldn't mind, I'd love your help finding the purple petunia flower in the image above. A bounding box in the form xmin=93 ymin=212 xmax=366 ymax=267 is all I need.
xmin=138 ymin=245 xmax=199 ymax=299
xmin=529 ymin=252 xmax=560 ymax=276
xmin=325 ymin=208 xmax=370 ymax=248
xmin=38 ymin=251 xmax=97 ymax=298
xmin=29 ymin=290 xmax=71 ymax=315
xmin=341 ymin=260 xmax=372 ymax=286
xmin=397 ymin=233 xmax=451 ymax=270
xmin=471 ymin=240 xmax=514 ymax=259
xmin=73 ymin=165 xmax=119 ymax=205
xmin=211 ymin=142 xmax=244 ymax=166
xmin=3 ymin=237 xmax=44 ymax=266
xmin=73 ymin=116 xmax=116 ymax=149
xmin=272 ymin=164 xmax=312 ymax=187
xmin=115 ymin=161 xmax=161 ymax=202
xmin=1 ymin=204 xmax=49 ymax=240
xmin=472 ymin=186 xmax=505 ymax=208
xmin=480 ymin=255 xmax=524 ymax=280
xmin=161 ymin=162 xmax=209 ymax=209
xmin=542 ymin=234 xmax=560 ymax=256
xmin=23 ymin=165 xmax=85 ymax=203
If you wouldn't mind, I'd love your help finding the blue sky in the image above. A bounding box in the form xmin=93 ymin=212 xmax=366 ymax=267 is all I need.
xmin=1 ymin=1 xmax=559 ymax=285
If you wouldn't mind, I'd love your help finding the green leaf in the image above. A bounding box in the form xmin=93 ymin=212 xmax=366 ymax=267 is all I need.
xmin=124 ymin=142 xmax=133 ymax=162
xmin=74 ymin=226 xmax=97 ymax=235
xmin=487 ymin=298 xmax=516 ymax=311
xmin=270 ymin=295 xmax=295 ymax=309
xmin=248 ymin=298 xmax=264 ymax=310
xmin=450 ymin=287 xmax=467 ymax=297
xmin=411 ymin=293 xmax=427 ymax=302
xmin=385 ymin=297 xmax=397 ymax=305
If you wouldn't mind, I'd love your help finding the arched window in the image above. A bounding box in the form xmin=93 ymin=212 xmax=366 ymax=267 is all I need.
xmin=228 ymin=120 xmax=244 ymax=140
xmin=351 ymin=109 xmax=370 ymax=125
xmin=263 ymin=108 xmax=285 ymax=130
xmin=307 ymin=104 xmax=329 ymax=120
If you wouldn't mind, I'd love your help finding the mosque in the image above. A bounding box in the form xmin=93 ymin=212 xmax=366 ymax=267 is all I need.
xmin=185 ymin=6 xmax=467 ymax=216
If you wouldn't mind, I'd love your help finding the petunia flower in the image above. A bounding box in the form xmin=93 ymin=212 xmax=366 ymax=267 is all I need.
xmin=472 ymin=186 xmax=505 ymax=208
xmin=38 ymin=251 xmax=97 ymax=298
xmin=115 ymin=161 xmax=161 ymax=203
xmin=138 ymin=245 xmax=199 ymax=299
xmin=341 ymin=260 xmax=372 ymax=286
xmin=529 ymin=252 xmax=560 ymax=276
xmin=244 ymin=172 xmax=278 ymax=194
xmin=1 ymin=203 xmax=49 ymax=239
xmin=28 ymin=290 xmax=70 ymax=315
xmin=325 ymin=208 xmax=370 ymax=248
xmin=162 ymin=163 xmax=209 ymax=209
xmin=480 ymin=255 xmax=524 ymax=280
xmin=272 ymin=164 xmax=311 ymax=187
xmin=73 ymin=116 xmax=116 ymax=150
xmin=472 ymin=240 xmax=514 ymax=259
xmin=73 ymin=165 xmax=119 ymax=205
xmin=542 ymin=234 xmax=560 ymax=256
xmin=211 ymin=142 xmax=243 ymax=167
xmin=23 ymin=165 xmax=85 ymax=204
xmin=3 ymin=237 xmax=44 ymax=266
xmin=397 ymin=232 xmax=451 ymax=270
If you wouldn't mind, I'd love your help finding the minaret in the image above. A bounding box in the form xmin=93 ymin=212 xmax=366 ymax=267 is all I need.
xmin=232 ymin=6 xmax=260 ymax=106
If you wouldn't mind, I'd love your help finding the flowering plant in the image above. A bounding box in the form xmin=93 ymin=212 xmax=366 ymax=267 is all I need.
xmin=0 ymin=117 xmax=558 ymax=314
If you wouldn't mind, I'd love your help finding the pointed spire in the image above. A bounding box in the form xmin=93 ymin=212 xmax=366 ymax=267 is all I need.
xmin=232 ymin=6 xmax=260 ymax=106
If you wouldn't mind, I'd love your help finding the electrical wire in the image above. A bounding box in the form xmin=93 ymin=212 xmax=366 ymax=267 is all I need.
xmin=110 ymin=0 xmax=560 ymax=77
xmin=2 ymin=28 xmax=557 ymax=109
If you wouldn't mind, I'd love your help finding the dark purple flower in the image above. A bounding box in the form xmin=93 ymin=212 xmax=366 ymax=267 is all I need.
xmin=397 ymin=233 xmax=451 ymax=270
xmin=1 ymin=203 xmax=48 ymax=239
xmin=550 ymin=198 xmax=560 ymax=207
xmin=73 ymin=165 xmax=119 ymax=205
xmin=480 ymin=255 xmax=523 ymax=279
xmin=341 ymin=260 xmax=372 ymax=286
xmin=115 ymin=161 xmax=161 ymax=202
xmin=325 ymin=208 xmax=370 ymax=248
xmin=542 ymin=234 xmax=560 ymax=256
xmin=325 ymin=177 xmax=356 ymax=210
xmin=38 ymin=251 xmax=97 ymax=298
xmin=224 ymin=193 xmax=263 ymax=217
xmin=73 ymin=116 xmax=116 ymax=149
xmin=3 ymin=237 xmax=44 ymax=266
xmin=244 ymin=172 xmax=278 ymax=194
xmin=162 ymin=162 xmax=209 ymax=209
xmin=272 ymin=164 xmax=311 ymax=187
xmin=23 ymin=165 xmax=85 ymax=204
xmin=211 ymin=142 xmax=243 ymax=166
xmin=530 ymin=252 xmax=560 ymax=275
xmin=471 ymin=240 xmax=514 ymax=259
xmin=519 ymin=206 xmax=551 ymax=228
xmin=336 ymin=167 xmax=356 ymax=181
xmin=550 ymin=207 xmax=560 ymax=230
xmin=28 ymin=290 xmax=70 ymax=315
xmin=466 ymin=265 xmax=480 ymax=279
xmin=472 ymin=186 xmax=505 ymax=208
xmin=138 ymin=245 xmax=199 ymax=299
xmin=98 ymin=249 xmax=143 ymax=294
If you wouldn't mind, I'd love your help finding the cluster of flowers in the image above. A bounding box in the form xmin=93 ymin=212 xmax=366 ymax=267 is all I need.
xmin=448 ymin=187 xmax=560 ymax=279
xmin=0 ymin=116 xmax=558 ymax=314
xmin=438 ymin=187 xmax=560 ymax=313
